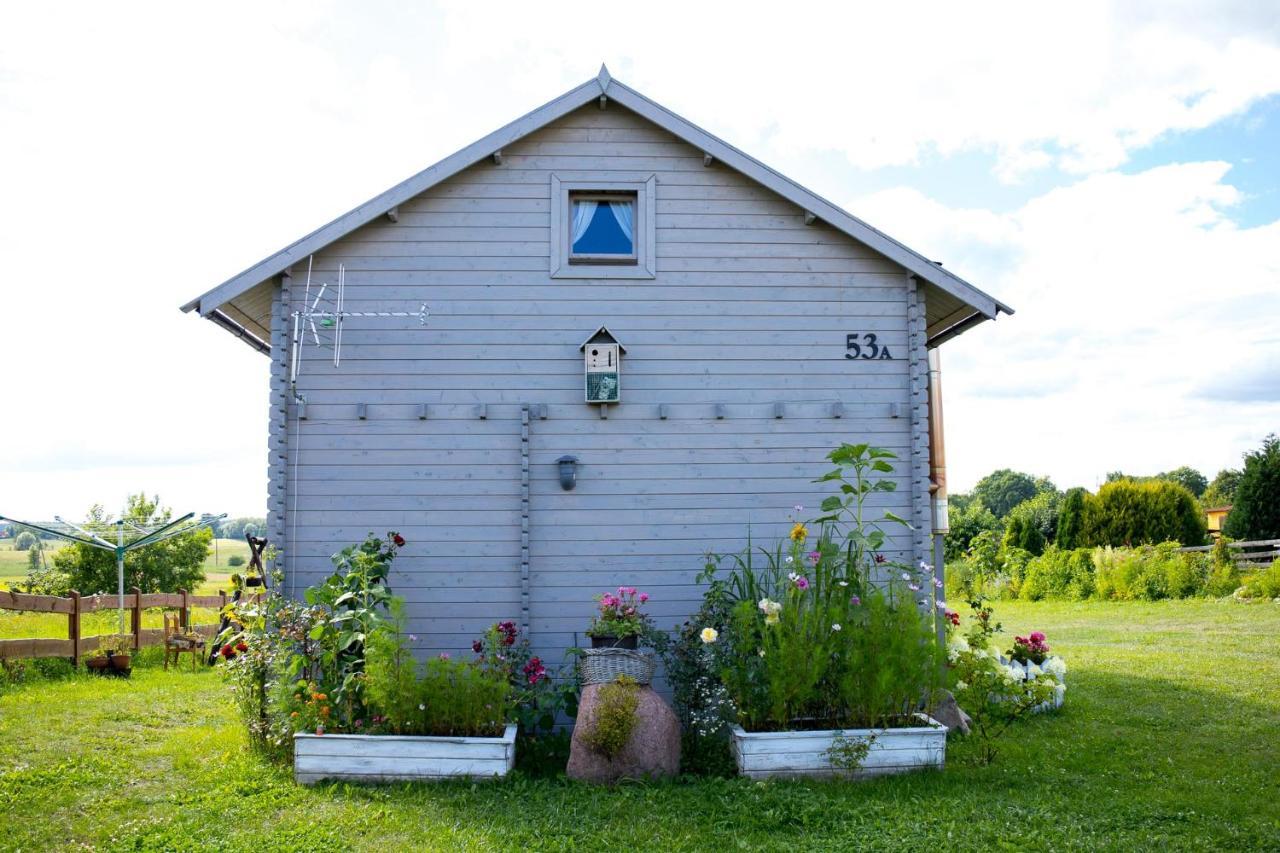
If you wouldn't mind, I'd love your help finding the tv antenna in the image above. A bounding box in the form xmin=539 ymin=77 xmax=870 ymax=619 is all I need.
xmin=289 ymin=256 xmax=428 ymax=383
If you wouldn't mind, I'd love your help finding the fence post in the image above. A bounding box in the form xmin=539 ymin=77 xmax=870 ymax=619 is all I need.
xmin=130 ymin=587 xmax=143 ymax=651
xmin=68 ymin=590 xmax=81 ymax=667
xmin=179 ymin=589 xmax=189 ymax=629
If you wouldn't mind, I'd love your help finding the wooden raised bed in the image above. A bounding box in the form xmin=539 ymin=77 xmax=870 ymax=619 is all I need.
xmin=730 ymin=714 xmax=947 ymax=780
xmin=293 ymin=723 xmax=518 ymax=785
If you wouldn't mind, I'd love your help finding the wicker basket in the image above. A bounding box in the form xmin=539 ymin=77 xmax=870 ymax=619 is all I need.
xmin=578 ymin=648 xmax=656 ymax=686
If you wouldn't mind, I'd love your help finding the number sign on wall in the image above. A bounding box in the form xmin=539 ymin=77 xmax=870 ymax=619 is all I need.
xmin=846 ymin=333 xmax=893 ymax=360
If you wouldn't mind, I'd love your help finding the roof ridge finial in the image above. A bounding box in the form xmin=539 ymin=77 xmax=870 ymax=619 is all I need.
xmin=596 ymin=63 xmax=612 ymax=93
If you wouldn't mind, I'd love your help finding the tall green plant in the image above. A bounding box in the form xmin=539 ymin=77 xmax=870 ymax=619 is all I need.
xmin=1223 ymin=435 xmax=1280 ymax=541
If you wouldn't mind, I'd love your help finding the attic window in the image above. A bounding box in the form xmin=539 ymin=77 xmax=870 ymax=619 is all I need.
xmin=569 ymin=193 xmax=637 ymax=263
xmin=551 ymin=175 xmax=655 ymax=279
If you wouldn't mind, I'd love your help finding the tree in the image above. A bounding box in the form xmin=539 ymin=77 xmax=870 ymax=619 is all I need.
xmin=1159 ymin=466 xmax=1207 ymax=498
xmin=1202 ymin=468 xmax=1242 ymax=508
xmin=944 ymin=498 xmax=1000 ymax=562
xmin=1223 ymin=435 xmax=1280 ymax=541
xmin=1081 ymin=479 xmax=1206 ymax=547
xmin=971 ymin=470 xmax=1052 ymax=519
xmin=1003 ymin=490 xmax=1061 ymax=556
xmin=1055 ymin=487 xmax=1088 ymax=549
xmin=13 ymin=530 xmax=38 ymax=551
xmin=51 ymin=493 xmax=211 ymax=595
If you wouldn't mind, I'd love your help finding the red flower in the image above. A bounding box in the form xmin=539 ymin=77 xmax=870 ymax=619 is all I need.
xmin=472 ymin=639 xmax=484 ymax=654
xmin=392 ymin=533 xmax=406 ymax=547
xmin=235 ymin=641 xmax=248 ymax=653
xmin=220 ymin=644 xmax=236 ymax=659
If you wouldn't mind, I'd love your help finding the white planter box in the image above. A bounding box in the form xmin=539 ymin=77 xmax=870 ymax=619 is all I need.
xmin=730 ymin=714 xmax=947 ymax=780
xmin=293 ymin=723 xmax=517 ymax=785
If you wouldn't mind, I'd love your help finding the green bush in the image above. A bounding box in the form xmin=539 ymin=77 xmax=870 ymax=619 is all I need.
xmin=1081 ymin=479 xmax=1206 ymax=548
xmin=1241 ymin=560 xmax=1280 ymax=600
xmin=13 ymin=531 xmax=38 ymax=551
xmin=1021 ymin=547 xmax=1095 ymax=601
xmin=1092 ymin=543 xmax=1207 ymax=601
xmin=944 ymin=499 xmax=1000 ymax=562
xmin=226 ymin=555 xmax=245 ymax=567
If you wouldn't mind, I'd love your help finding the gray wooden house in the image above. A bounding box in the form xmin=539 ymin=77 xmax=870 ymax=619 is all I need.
xmin=182 ymin=67 xmax=1011 ymax=662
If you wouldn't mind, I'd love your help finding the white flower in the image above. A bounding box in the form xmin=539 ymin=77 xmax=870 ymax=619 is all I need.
xmin=1043 ymin=656 xmax=1068 ymax=679
xmin=1000 ymin=665 xmax=1021 ymax=686
xmin=838 ymin=581 xmax=848 ymax=587
xmin=418 ymin=704 xmax=426 ymax=711
xmin=901 ymin=572 xmax=911 ymax=581
xmin=788 ymin=572 xmax=800 ymax=583
xmin=946 ymin=635 xmax=969 ymax=663
xmin=757 ymin=648 xmax=766 ymax=657
xmin=935 ymin=600 xmax=947 ymax=610
xmin=785 ymin=555 xmax=794 ymax=564
xmin=700 ymin=627 xmax=719 ymax=644
xmin=831 ymin=623 xmax=842 ymax=632
xmin=955 ymin=680 xmax=968 ymax=692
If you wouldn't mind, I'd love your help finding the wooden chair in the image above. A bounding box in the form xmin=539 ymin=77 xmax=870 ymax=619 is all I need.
xmin=164 ymin=612 xmax=205 ymax=671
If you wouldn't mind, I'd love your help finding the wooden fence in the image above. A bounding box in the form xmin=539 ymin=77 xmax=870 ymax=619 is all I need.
xmin=0 ymin=588 xmax=231 ymax=665
xmin=1176 ymin=538 xmax=1280 ymax=570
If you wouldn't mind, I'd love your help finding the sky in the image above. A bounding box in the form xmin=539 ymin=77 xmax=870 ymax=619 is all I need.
xmin=1 ymin=1 xmax=1278 ymax=519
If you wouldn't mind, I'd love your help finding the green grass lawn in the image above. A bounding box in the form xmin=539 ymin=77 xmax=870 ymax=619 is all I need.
xmin=1 ymin=600 xmax=1278 ymax=851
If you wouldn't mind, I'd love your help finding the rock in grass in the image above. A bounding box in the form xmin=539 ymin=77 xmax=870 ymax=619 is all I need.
xmin=932 ymin=690 xmax=972 ymax=736
xmin=567 ymin=682 xmax=680 ymax=783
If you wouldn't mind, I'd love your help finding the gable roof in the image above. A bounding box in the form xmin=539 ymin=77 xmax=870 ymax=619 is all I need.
xmin=182 ymin=65 xmax=1012 ymax=350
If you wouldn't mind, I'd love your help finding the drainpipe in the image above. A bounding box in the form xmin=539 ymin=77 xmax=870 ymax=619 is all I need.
xmin=927 ymin=348 xmax=948 ymax=536
xmin=927 ymin=349 xmax=948 ymax=629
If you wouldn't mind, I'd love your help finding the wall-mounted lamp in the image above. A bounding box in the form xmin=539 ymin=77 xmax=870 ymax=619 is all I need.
xmin=557 ymin=455 xmax=579 ymax=491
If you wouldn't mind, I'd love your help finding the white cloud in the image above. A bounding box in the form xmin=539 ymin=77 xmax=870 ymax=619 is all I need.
xmin=850 ymin=162 xmax=1280 ymax=491
xmin=0 ymin=2 xmax=1276 ymax=518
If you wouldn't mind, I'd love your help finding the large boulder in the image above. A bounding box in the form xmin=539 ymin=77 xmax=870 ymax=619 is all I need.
xmin=567 ymin=682 xmax=680 ymax=783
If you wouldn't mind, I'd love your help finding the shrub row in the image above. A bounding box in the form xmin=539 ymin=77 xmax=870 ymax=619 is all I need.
xmin=950 ymin=543 xmax=1277 ymax=602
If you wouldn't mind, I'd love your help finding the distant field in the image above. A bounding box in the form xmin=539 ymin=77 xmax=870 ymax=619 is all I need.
xmin=0 ymin=538 xmax=247 ymax=639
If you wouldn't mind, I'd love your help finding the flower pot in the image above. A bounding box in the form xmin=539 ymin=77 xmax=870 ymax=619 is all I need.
xmin=109 ymin=653 xmax=132 ymax=671
xmin=730 ymin=714 xmax=947 ymax=780
xmin=293 ymin=723 xmax=518 ymax=785
xmin=86 ymin=657 xmax=110 ymax=671
xmin=589 ymin=634 xmax=638 ymax=650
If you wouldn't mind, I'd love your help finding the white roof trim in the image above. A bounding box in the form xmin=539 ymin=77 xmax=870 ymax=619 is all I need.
xmin=183 ymin=65 xmax=1012 ymax=326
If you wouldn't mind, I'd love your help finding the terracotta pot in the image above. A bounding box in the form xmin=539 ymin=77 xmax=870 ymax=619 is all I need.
xmin=86 ymin=657 xmax=110 ymax=671
xmin=109 ymin=653 xmax=132 ymax=671
xmin=590 ymin=634 xmax=638 ymax=650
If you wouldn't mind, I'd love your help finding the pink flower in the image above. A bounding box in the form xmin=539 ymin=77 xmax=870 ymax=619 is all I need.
xmin=638 ymin=593 xmax=649 ymax=603
xmin=808 ymin=551 xmax=820 ymax=563
xmin=850 ymin=595 xmax=861 ymax=606
xmin=908 ymin=583 xmax=920 ymax=592
xmin=1030 ymin=631 xmax=1046 ymax=643
xmin=794 ymin=575 xmax=810 ymax=590
xmin=438 ymin=652 xmax=451 ymax=660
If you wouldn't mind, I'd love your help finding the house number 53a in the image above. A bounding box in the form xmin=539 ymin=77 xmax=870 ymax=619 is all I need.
xmin=846 ymin=333 xmax=893 ymax=360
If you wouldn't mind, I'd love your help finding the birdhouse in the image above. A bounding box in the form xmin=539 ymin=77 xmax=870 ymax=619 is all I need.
xmin=580 ymin=326 xmax=625 ymax=404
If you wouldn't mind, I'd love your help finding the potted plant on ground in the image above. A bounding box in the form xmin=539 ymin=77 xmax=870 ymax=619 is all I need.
xmin=88 ymin=634 xmax=133 ymax=674
xmin=586 ymin=587 xmax=651 ymax=649
xmin=698 ymin=444 xmax=950 ymax=779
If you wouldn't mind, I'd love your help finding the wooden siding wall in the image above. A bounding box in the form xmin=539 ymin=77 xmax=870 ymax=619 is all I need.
xmin=275 ymin=105 xmax=918 ymax=665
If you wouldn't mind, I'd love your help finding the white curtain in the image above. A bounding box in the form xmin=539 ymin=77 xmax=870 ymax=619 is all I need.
xmin=608 ymin=200 xmax=634 ymax=244
xmin=571 ymin=200 xmax=597 ymax=247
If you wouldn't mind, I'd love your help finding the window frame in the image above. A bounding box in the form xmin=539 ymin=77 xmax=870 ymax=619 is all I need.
xmin=567 ymin=191 xmax=639 ymax=265
xmin=551 ymin=175 xmax=656 ymax=279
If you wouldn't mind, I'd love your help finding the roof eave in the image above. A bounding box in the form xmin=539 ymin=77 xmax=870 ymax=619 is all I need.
xmin=183 ymin=67 xmax=1013 ymax=328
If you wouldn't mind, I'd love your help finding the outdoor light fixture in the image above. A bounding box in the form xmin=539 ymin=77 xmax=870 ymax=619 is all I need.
xmin=557 ymin=455 xmax=579 ymax=491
